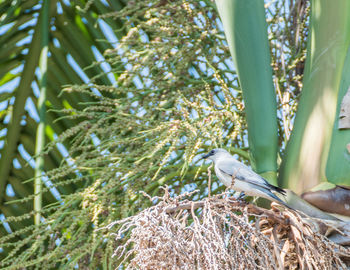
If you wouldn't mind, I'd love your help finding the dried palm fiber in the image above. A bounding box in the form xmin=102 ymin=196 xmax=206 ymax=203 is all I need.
xmin=103 ymin=188 xmax=350 ymax=270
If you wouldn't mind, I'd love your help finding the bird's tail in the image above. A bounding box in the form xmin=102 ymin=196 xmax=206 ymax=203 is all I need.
xmin=267 ymin=182 xmax=286 ymax=195
xmin=266 ymin=190 xmax=293 ymax=210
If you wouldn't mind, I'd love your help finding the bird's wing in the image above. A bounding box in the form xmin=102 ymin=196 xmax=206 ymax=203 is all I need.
xmin=216 ymin=158 xmax=270 ymax=189
xmin=217 ymin=158 xmax=286 ymax=195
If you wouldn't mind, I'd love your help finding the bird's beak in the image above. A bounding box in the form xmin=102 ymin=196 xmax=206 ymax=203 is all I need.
xmin=201 ymin=153 xmax=210 ymax=160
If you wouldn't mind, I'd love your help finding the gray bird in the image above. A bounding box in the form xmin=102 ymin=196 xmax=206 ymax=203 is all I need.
xmin=202 ymin=148 xmax=288 ymax=207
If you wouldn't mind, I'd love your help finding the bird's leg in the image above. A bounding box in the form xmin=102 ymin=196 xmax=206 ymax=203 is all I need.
xmin=237 ymin=192 xmax=246 ymax=201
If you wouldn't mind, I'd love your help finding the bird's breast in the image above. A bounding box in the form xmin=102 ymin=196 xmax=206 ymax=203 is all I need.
xmin=214 ymin=165 xmax=234 ymax=187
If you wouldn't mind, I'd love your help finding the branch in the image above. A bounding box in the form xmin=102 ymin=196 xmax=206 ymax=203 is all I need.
xmin=165 ymin=197 xmax=289 ymax=225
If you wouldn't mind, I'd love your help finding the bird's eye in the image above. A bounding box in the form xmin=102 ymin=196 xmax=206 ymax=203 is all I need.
xmin=210 ymin=150 xmax=215 ymax=155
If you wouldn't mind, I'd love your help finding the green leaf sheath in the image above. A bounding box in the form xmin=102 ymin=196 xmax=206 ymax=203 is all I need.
xmin=326 ymin=47 xmax=350 ymax=186
xmin=279 ymin=0 xmax=350 ymax=192
xmin=215 ymin=0 xmax=278 ymax=184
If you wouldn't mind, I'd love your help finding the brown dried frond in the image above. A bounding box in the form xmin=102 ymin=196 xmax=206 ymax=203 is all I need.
xmin=105 ymin=189 xmax=350 ymax=269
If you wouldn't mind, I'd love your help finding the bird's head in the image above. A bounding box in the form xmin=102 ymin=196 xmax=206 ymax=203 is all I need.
xmin=201 ymin=148 xmax=230 ymax=162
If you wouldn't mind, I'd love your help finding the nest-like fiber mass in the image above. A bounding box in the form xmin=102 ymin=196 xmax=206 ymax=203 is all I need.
xmin=106 ymin=190 xmax=350 ymax=269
